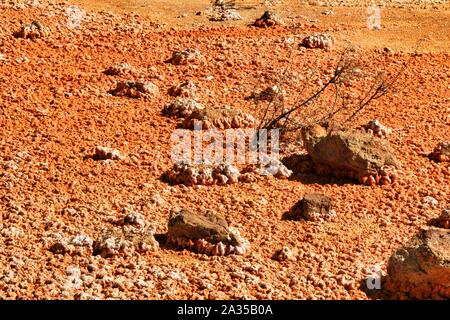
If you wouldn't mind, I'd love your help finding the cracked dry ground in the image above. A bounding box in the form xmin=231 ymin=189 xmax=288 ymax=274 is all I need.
xmin=0 ymin=2 xmax=449 ymax=299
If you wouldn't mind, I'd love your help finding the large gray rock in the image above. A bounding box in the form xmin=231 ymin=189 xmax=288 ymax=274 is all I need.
xmin=385 ymin=227 xmax=450 ymax=299
xmin=301 ymin=125 xmax=399 ymax=185
xmin=168 ymin=209 xmax=233 ymax=244
xmin=167 ymin=208 xmax=249 ymax=255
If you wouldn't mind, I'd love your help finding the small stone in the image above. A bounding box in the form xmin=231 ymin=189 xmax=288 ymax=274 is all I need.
xmin=109 ymin=81 xmax=158 ymax=99
xmin=182 ymin=106 xmax=255 ymax=130
xmin=1 ymin=227 xmax=24 ymax=238
xmin=321 ymin=10 xmax=334 ymax=15
xmin=435 ymin=208 xmax=450 ymax=229
xmin=165 ymin=162 xmax=240 ymax=186
xmin=254 ymin=155 xmax=292 ymax=179
xmin=210 ymin=9 xmax=243 ymax=22
xmin=123 ymin=212 xmax=146 ymax=228
xmin=93 ymin=226 xmax=159 ymax=258
xmin=87 ymin=264 xmax=97 ymax=272
xmin=93 ymin=146 xmax=123 ymax=161
xmin=71 ymin=234 xmax=93 ymax=247
xmin=49 ymin=241 xmax=70 ymax=255
xmin=162 ymin=98 xmax=204 ymax=118
xmin=103 ymin=62 xmax=132 ymax=76
xmin=429 ymin=141 xmax=450 ymax=163
xmin=15 ymin=56 xmax=29 ymax=64
xmin=300 ymin=33 xmax=334 ymax=50
xmin=273 ymin=247 xmax=293 ymax=261
xmin=168 ymin=80 xmax=197 ymax=98
xmin=167 ymin=48 xmax=201 ymax=65
xmin=253 ymin=11 xmax=283 ymax=28
xmin=14 ymin=21 xmax=50 ymax=39
xmin=288 ymin=193 xmax=335 ymax=222
xmin=422 ymin=196 xmax=438 ymax=207
xmin=253 ymin=85 xmax=285 ymax=102
xmin=359 ymin=119 xmax=391 ymax=138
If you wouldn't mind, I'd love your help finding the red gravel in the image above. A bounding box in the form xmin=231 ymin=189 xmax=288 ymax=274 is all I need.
xmin=0 ymin=0 xmax=448 ymax=300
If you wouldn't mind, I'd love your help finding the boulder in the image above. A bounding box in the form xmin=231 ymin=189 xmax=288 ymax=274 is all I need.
xmin=385 ymin=227 xmax=450 ymax=299
xmin=167 ymin=208 xmax=249 ymax=255
xmin=301 ymin=125 xmax=399 ymax=185
xmin=168 ymin=209 xmax=232 ymax=245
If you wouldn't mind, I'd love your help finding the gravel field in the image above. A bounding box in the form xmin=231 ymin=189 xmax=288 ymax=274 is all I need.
xmin=0 ymin=0 xmax=448 ymax=300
